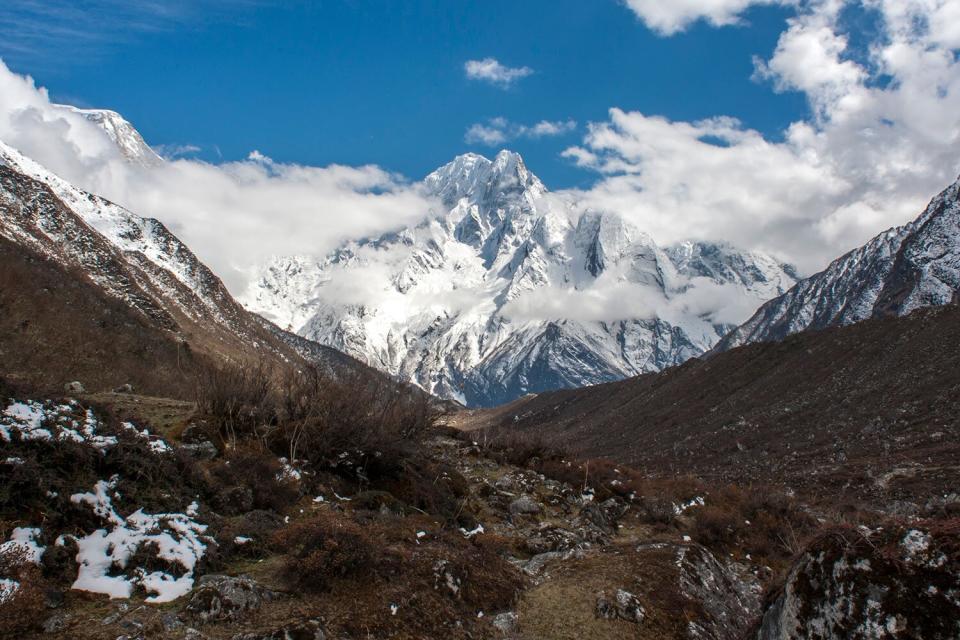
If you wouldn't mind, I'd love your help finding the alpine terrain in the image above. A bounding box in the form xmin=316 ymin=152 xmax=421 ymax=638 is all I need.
xmin=715 ymin=173 xmax=960 ymax=352
xmin=0 ymin=137 xmax=368 ymax=397
xmin=243 ymin=151 xmax=797 ymax=406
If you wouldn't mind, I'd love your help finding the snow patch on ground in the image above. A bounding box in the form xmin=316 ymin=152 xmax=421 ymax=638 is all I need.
xmin=65 ymin=477 xmax=210 ymax=603
xmin=0 ymin=527 xmax=45 ymax=565
xmin=1 ymin=400 xmax=118 ymax=451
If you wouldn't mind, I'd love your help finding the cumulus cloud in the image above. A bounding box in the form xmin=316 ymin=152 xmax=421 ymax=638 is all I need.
xmin=465 ymin=117 xmax=577 ymax=146
xmin=621 ymin=0 xmax=786 ymax=35
xmin=564 ymin=0 xmax=960 ymax=273
xmin=0 ymin=60 xmax=437 ymax=294
xmin=464 ymin=58 xmax=533 ymax=88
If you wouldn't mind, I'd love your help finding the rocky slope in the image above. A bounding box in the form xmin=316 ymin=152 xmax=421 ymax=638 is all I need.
xmin=3 ymin=384 xmax=956 ymax=639
xmin=716 ymin=174 xmax=960 ymax=352
xmin=243 ymin=151 xmax=796 ymax=406
xmin=0 ymin=140 xmax=367 ymax=396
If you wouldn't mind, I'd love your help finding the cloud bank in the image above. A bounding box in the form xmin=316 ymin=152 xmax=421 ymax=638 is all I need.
xmin=566 ymin=0 xmax=960 ymax=273
xmin=464 ymin=58 xmax=533 ymax=88
xmin=0 ymin=60 xmax=437 ymax=294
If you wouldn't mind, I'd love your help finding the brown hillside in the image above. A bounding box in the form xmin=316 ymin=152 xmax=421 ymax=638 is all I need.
xmin=486 ymin=304 xmax=960 ymax=506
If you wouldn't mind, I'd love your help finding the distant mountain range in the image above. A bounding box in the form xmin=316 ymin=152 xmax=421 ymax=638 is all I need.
xmin=9 ymin=103 xmax=959 ymax=408
xmin=243 ymin=151 xmax=798 ymax=406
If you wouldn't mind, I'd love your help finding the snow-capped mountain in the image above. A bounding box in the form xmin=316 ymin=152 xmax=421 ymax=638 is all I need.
xmin=715 ymin=174 xmax=960 ymax=352
xmin=243 ymin=151 xmax=797 ymax=406
xmin=55 ymin=105 xmax=163 ymax=166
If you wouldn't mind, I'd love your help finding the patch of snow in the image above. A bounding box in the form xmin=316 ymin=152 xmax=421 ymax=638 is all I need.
xmin=234 ymin=536 xmax=252 ymax=545
xmin=68 ymin=478 xmax=209 ymax=603
xmin=0 ymin=579 xmax=18 ymax=605
xmin=0 ymin=527 xmax=45 ymax=564
xmin=460 ymin=524 xmax=485 ymax=538
xmin=276 ymin=457 xmax=302 ymax=482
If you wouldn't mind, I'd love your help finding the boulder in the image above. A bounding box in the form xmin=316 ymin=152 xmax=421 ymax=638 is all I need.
xmin=63 ymin=381 xmax=85 ymax=394
xmin=181 ymin=423 xmax=211 ymax=445
xmin=491 ymin=611 xmax=518 ymax=634
xmin=509 ymin=495 xmax=542 ymax=516
xmin=183 ymin=441 xmax=218 ymax=461
xmin=185 ymin=575 xmax=277 ymax=623
xmin=595 ymin=589 xmax=645 ymax=623
xmin=231 ymin=620 xmax=325 ymax=640
xmin=113 ymin=384 xmax=134 ymax=394
xmin=758 ymin=524 xmax=960 ymax=640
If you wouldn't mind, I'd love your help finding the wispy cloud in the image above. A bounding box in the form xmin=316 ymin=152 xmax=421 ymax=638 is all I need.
xmin=0 ymin=1 xmax=266 ymax=65
xmin=154 ymin=143 xmax=202 ymax=160
xmin=465 ymin=117 xmax=576 ymax=146
xmin=464 ymin=58 xmax=533 ymax=88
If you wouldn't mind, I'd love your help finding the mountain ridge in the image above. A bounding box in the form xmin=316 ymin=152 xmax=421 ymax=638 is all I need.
xmin=715 ymin=173 xmax=960 ymax=352
xmin=243 ymin=150 xmax=798 ymax=406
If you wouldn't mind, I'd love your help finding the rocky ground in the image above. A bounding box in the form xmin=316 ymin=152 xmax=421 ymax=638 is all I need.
xmin=1 ymin=387 xmax=958 ymax=639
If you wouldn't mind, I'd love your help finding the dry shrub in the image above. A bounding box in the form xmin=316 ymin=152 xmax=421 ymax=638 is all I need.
xmin=194 ymin=360 xmax=276 ymax=446
xmin=271 ymin=512 xmax=378 ymax=592
xmin=0 ymin=546 xmax=47 ymax=636
xmin=690 ymin=484 xmax=817 ymax=562
xmin=207 ymin=446 xmax=299 ymax=514
xmin=271 ymin=368 xmax=437 ymax=479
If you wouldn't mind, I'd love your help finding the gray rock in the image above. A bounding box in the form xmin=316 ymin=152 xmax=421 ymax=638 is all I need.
xmin=491 ymin=611 xmax=518 ymax=634
xmin=185 ymin=574 xmax=277 ymax=623
xmin=181 ymin=423 xmax=210 ymax=445
xmin=231 ymin=619 xmax=326 ymax=640
xmin=595 ymin=589 xmax=645 ymax=623
xmin=160 ymin=612 xmax=183 ymax=632
xmin=113 ymin=384 xmax=134 ymax=394
xmin=63 ymin=381 xmax=85 ymax=394
xmin=509 ymin=495 xmax=542 ymax=516
xmin=183 ymin=441 xmax=218 ymax=461
xmin=42 ymin=612 xmax=69 ymax=633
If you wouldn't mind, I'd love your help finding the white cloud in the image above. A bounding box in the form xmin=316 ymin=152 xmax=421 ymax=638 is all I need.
xmin=465 ymin=117 xmax=577 ymax=146
xmin=622 ymin=0 xmax=786 ymax=35
xmin=500 ymin=276 xmax=761 ymax=325
xmin=564 ymin=0 xmax=960 ymax=274
xmin=464 ymin=58 xmax=533 ymax=88
xmin=0 ymin=60 xmax=437 ymax=294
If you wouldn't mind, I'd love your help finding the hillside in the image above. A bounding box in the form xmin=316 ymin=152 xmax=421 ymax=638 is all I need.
xmin=0 ymin=141 xmax=371 ymax=397
xmin=484 ymin=303 xmax=960 ymax=507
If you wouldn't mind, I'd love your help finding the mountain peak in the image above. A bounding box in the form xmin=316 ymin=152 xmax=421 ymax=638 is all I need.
xmin=424 ymin=149 xmax=543 ymax=207
xmin=54 ymin=104 xmax=162 ymax=167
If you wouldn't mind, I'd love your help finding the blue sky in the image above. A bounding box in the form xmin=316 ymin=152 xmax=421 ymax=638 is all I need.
xmin=0 ymin=0 xmax=807 ymax=188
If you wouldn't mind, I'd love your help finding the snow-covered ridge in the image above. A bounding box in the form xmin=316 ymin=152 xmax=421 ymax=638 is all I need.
xmin=716 ymin=174 xmax=960 ymax=351
xmin=0 ymin=140 xmax=242 ymax=329
xmin=54 ymin=104 xmax=163 ymax=167
xmin=243 ymin=150 xmax=797 ymax=406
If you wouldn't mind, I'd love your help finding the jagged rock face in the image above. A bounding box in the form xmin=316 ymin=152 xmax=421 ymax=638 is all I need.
xmin=243 ymin=151 xmax=796 ymax=406
xmin=717 ymin=175 xmax=960 ymax=352
xmin=757 ymin=523 xmax=960 ymax=640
